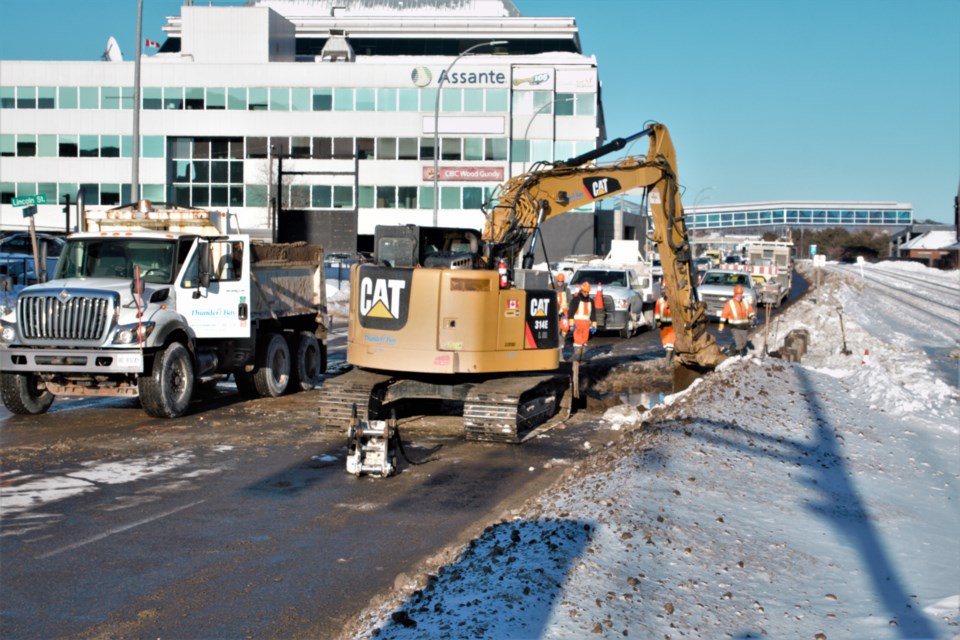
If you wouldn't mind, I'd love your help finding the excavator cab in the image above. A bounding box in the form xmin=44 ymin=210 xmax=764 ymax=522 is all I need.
xmin=374 ymin=224 xmax=482 ymax=269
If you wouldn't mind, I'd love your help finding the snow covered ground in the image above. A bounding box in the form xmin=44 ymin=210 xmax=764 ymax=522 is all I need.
xmin=347 ymin=260 xmax=960 ymax=640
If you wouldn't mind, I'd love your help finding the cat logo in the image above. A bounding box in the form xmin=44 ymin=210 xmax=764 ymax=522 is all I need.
xmin=582 ymin=176 xmax=622 ymax=201
xmin=357 ymin=266 xmax=413 ymax=330
xmin=529 ymin=297 xmax=551 ymax=317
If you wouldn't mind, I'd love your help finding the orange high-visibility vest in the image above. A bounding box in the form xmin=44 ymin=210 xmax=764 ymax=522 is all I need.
xmin=654 ymin=297 xmax=672 ymax=325
xmin=721 ymin=298 xmax=754 ymax=327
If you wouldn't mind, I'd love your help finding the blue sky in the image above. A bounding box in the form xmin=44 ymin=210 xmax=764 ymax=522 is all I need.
xmin=2 ymin=0 xmax=957 ymax=223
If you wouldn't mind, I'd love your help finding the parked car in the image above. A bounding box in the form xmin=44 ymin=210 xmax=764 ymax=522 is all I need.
xmin=568 ymin=266 xmax=655 ymax=338
xmin=695 ymin=268 xmax=758 ymax=319
xmin=694 ymin=256 xmax=713 ymax=273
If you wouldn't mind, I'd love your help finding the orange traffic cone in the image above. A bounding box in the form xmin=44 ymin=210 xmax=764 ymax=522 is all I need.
xmin=861 ymin=349 xmax=870 ymax=365
xmin=594 ymin=282 xmax=604 ymax=310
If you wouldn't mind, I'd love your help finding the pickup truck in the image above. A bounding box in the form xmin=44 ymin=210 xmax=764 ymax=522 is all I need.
xmin=568 ymin=265 xmax=658 ymax=338
xmin=0 ymin=201 xmax=328 ymax=419
xmin=695 ymin=268 xmax=758 ymax=319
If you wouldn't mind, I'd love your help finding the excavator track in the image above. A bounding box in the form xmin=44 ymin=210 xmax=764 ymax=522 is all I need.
xmin=317 ymin=368 xmax=391 ymax=431
xmin=463 ymin=375 xmax=569 ymax=444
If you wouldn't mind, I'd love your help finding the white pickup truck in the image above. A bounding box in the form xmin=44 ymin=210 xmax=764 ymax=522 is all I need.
xmin=0 ymin=201 xmax=328 ymax=418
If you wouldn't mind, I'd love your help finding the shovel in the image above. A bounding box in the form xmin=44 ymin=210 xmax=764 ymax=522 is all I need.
xmin=837 ymin=307 xmax=852 ymax=355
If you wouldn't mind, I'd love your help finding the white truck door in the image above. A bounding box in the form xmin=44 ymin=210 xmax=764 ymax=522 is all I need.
xmin=177 ymin=236 xmax=252 ymax=339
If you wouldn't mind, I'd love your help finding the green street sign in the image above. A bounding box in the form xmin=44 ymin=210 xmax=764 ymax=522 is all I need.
xmin=11 ymin=194 xmax=47 ymax=207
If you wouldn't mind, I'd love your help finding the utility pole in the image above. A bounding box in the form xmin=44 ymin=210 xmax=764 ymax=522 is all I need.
xmin=131 ymin=0 xmax=143 ymax=202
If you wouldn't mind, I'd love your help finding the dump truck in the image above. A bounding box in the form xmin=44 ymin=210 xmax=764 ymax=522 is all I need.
xmin=0 ymin=201 xmax=328 ymax=418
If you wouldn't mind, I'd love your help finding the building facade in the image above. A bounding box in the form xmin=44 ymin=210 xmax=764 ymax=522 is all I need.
xmin=685 ymin=201 xmax=913 ymax=233
xmin=0 ymin=0 xmax=604 ymax=253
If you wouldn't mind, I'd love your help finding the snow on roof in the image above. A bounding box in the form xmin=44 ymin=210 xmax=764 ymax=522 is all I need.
xmin=252 ymin=0 xmax=522 ymax=18
xmin=902 ymin=229 xmax=958 ymax=250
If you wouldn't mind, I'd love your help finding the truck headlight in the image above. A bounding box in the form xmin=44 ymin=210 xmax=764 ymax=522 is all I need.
xmin=112 ymin=322 xmax=156 ymax=345
xmin=1 ymin=323 xmax=15 ymax=343
xmin=616 ymin=298 xmax=629 ymax=310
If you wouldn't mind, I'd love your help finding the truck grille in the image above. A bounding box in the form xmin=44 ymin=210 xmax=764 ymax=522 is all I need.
xmin=18 ymin=291 xmax=117 ymax=343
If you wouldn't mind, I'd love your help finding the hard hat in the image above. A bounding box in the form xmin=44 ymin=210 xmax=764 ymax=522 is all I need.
xmin=733 ymin=284 xmax=744 ymax=295
xmin=556 ymin=273 xmax=565 ymax=282
xmin=581 ymin=282 xmax=591 ymax=293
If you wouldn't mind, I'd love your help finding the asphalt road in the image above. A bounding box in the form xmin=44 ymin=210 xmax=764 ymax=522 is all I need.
xmin=0 ymin=272 xmax=806 ymax=639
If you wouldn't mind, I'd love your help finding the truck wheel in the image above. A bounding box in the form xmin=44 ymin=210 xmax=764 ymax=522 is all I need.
xmin=253 ymin=333 xmax=290 ymax=397
xmin=619 ymin=321 xmax=634 ymax=339
xmin=234 ymin=370 xmax=260 ymax=399
xmin=139 ymin=342 xmax=195 ymax=418
xmin=288 ymin=331 xmax=324 ymax=392
xmin=0 ymin=372 xmax=54 ymax=415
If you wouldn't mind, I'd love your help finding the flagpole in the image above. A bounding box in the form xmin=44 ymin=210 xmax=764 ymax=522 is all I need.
xmin=131 ymin=0 xmax=143 ymax=203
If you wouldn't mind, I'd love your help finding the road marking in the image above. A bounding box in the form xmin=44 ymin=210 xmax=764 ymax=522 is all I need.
xmin=36 ymin=499 xmax=206 ymax=560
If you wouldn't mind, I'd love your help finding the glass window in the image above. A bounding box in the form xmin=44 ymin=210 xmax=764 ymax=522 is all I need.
xmin=16 ymin=135 xmax=36 ymax=157
xmin=554 ymin=141 xmax=574 ymax=161
xmin=290 ymin=137 xmax=311 ymax=158
xmin=227 ymin=87 xmax=246 ymax=110
xmin=441 ymin=88 xmax=461 ymax=112
xmin=17 ymin=86 xmax=36 ymax=109
xmin=229 ymin=186 xmax=243 ymax=207
xmin=248 ymin=87 xmax=267 ymax=111
xmin=169 ymin=137 xmax=190 ymax=159
xmin=211 ymin=139 xmax=229 ymax=159
xmin=56 ymin=183 xmax=77 ymax=203
xmin=269 ymin=87 xmax=289 ymax=111
xmin=246 ymin=137 xmax=267 ymax=159
xmin=101 ymin=86 xmax=121 ymax=109
xmin=419 ymin=186 xmax=435 ymax=210
xmin=210 ymin=186 xmax=228 ymax=207
xmin=397 ymin=186 xmax=417 ymax=209
xmin=289 ymin=185 xmax=310 ymax=208
xmin=463 ymin=138 xmax=483 ymax=161
xmin=79 ymin=135 xmax=99 ymax=157
xmin=173 ymin=160 xmax=191 ymax=183
xmin=376 ymin=186 xmax=396 ymax=208
xmin=555 ymin=93 xmax=575 ymax=116
xmin=291 ymin=87 xmax=310 ymax=111
xmin=0 ymin=183 xmax=13 ymax=204
xmin=193 ymin=161 xmax=210 ymax=183
xmin=121 ymin=135 xmax=132 ymax=158
xmin=397 ymin=138 xmax=418 ymax=160
xmin=420 ymin=88 xmax=438 ymax=111
xmin=333 ymin=185 xmax=353 ymax=208
xmin=441 ymin=138 xmax=461 ymax=161
xmin=162 ymin=87 xmax=182 ymax=110
xmin=80 ymin=86 xmax=99 ymax=109
xmin=143 ymin=87 xmax=162 ymax=109
xmin=441 ymin=186 xmax=460 ymax=209
xmin=312 ymin=137 xmax=332 ymax=159
xmin=532 ymin=91 xmax=552 ymax=113
xmin=462 ymin=186 xmax=483 ymax=209
xmin=206 ymin=87 xmax=226 ymax=110
xmin=511 ymin=139 xmax=529 ymax=163
xmin=376 ymin=138 xmax=397 ymax=160
xmin=312 ymin=88 xmax=332 ymax=111
xmin=211 ymin=160 xmax=229 ymax=183
xmin=575 ymin=93 xmax=595 ymax=116
xmin=191 ymin=185 xmax=208 ymax=207
xmin=140 ymin=184 xmax=164 ymax=202
xmin=230 ymin=161 xmax=243 ymax=183
xmin=37 ymin=134 xmax=56 ymax=157
xmin=356 ymin=88 xmax=375 ymax=111
xmin=121 ymin=86 xmax=134 ymax=110
xmin=37 ymin=182 xmax=57 ymax=203
xmin=58 ymin=134 xmax=78 ymax=157
xmin=246 ymin=184 xmax=268 ymax=207
xmin=485 ymin=138 xmax=507 ymax=161
xmin=463 ymin=89 xmax=483 ymax=112
xmin=376 ymin=88 xmax=397 ymax=111
xmin=0 ymin=134 xmax=14 ymax=157
xmin=335 ymin=137 xmax=357 ymax=159
xmin=101 ymin=135 xmax=120 ymax=158
xmin=0 ymin=87 xmax=14 ymax=109
xmin=312 ymin=185 xmax=332 ymax=208
xmin=80 ymin=183 xmax=99 ymax=205
xmin=193 ymin=139 xmax=210 ymax=159
xmin=419 ymin=137 xmax=436 ymax=160
xmin=101 ymin=184 xmax=121 ymax=206
xmin=531 ymin=140 xmax=552 ymax=163
xmin=16 ymin=182 xmax=37 ymax=198
xmin=358 ymin=185 xmax=375 ymax=208
xmin=334 ymin=88 xmax=354 ymax=111
xmin=58 ymin=86 xmax=78 ymax=109
xmin=37 ymin=87 xmax=56 ymax=109
xmin=485 ymin=89 xmax=507 ymax=111
xmin=398 ymin=88 xmax=418 ymax=111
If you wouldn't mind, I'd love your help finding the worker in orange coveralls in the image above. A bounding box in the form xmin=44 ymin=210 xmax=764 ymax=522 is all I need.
xmin=719 ymin=284 xmax=756 ymax=356
xmin=555 ymin=272 xmax=570 ymax=343
xmin=654 ymin=287 xmax=675 ymax=363
xmin=568 ymin=282 xmax=597 ymax=361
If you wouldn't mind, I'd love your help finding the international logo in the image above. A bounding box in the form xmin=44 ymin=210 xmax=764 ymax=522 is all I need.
xmin=357 ymin=266 xmax=412 ymax=331
xmin=411 ymin=66 xmax=433 ymax=87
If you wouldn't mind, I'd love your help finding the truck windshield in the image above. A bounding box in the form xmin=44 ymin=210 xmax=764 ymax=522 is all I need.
xmin=571 ymin=270 xmax=627 ymax=287
xmin=54 ymin=238 xmax=178 ymax=284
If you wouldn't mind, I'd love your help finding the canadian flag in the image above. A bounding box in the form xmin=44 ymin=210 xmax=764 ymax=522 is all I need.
xmin=145 ymin=39 xmax=161 ymax=48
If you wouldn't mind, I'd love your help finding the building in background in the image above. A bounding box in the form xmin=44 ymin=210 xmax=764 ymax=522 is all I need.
xmin=0 ymin=0 xmax=605 ymax=255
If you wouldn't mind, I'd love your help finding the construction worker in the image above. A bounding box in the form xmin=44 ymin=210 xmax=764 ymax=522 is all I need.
xmin=719 ymin=284 xmax=756 ymax=356
xmin=555 ymin=272 xmax=570 ymax=342
xmin=654 ymin=287 xmax=675 ymax=363
xmin=568 ymin=281 xmax=597 ymax=361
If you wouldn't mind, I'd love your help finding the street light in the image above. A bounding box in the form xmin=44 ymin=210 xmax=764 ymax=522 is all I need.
xmin=432 ymin=40 xmax=506 ymax=226
xmin=520 ymin=96 xmax=572 ymax=173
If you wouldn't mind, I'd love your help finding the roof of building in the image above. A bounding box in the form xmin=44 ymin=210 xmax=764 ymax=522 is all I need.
xmin=252 ymin=0 xmax=522 ymax=17
xmin=902 ymin=230 xmax=959 ymax=250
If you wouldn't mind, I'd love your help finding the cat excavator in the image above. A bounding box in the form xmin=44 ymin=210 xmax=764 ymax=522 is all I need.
xmin=319 ymin=123 xmax=724 ymax=447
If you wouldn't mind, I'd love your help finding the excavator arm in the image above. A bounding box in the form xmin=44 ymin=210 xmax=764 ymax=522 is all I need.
xmin=483 ymin=123 xmax=725 ymax=373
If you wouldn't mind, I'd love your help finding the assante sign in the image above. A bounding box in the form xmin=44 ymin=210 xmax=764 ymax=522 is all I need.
xmin=437 ymin=69 xmax=507 ymax=85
